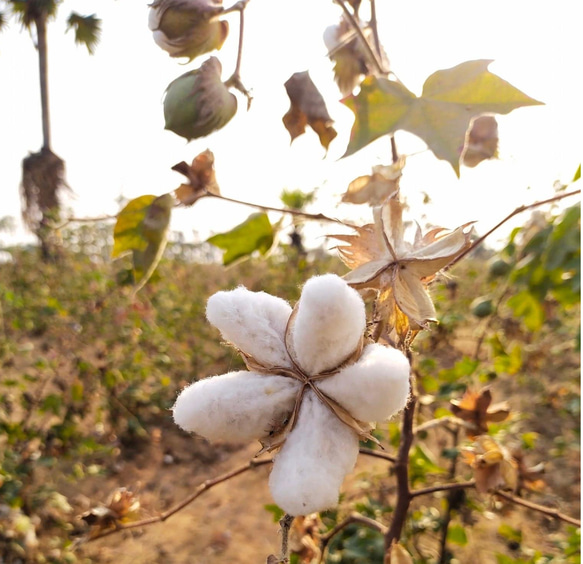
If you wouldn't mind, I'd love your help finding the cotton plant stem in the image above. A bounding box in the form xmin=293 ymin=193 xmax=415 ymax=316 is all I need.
xmin=206 ymin=192 xmax=356 ymax=227
xmin=413 ymin=416 xmax=472 ymax=435
xmin=494 ymin=490 xmax=581 ymax=527
xmin=359 ymin=446 xmax=397 ymax=464
xmin=319 ymin=512 xmax=388 ymax=563
xmin=449 ymin=188 xmax=581 ymax=269
xmin=383 ymin=386 xmax=416 ymax=552
xmin=84 ymin=458 xmax=272 ymax=543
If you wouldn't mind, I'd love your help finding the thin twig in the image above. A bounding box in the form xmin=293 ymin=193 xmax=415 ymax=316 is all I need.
xmin=494 ymin=490 xmax=581 ymax=527
xmin=206 ymin=192 xmax=356 ymax=227
xmin=319 ymin=512 xmax=387 ymax=563
xmin=359 ymin=446 xmax=397 ymax=464
xmin=333 ymin=0 xmax=387 ymax=74
xmin=84 ymin=458 xmax=272 ymax=543
xmin=410 ymin=480 xmax=476 ymax=499
xmin=449 ymin=188 xmax=581 ymax=269
xmin=472 ymin=283 xmax=512 ymax=361
xmin=413 ymin=416 xmax=473 ymax=435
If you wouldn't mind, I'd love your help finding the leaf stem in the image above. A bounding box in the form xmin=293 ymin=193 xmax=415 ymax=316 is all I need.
xmin=223 ymin=0 xmax=252 ymax=108
xmin=449 ymin=188 xmax=581 ymax=268
xmin=319 ymin=512 xmax=387 ymax=562
xmin=206 ymin=192 xmax=357 ymax=227
xmin=410 ymin=480 xmax=475 ymax=499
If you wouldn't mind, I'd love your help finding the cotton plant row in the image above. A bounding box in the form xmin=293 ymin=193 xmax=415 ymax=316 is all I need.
xmin=173 ymin=197 xmax=472 ymax=515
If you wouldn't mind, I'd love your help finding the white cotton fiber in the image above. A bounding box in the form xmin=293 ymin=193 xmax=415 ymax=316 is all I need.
xmin=291 ymin=275 xmax=366 ymax=375
xmin=206 ymin=287 xmax=292 ymax=368
xmin=317 ymin=344 xmax=410 ymax=422
xmin=173 ymin=371 xmax=299 ymax=441
xmin=269 ymin=390 xmax=359 ymax=515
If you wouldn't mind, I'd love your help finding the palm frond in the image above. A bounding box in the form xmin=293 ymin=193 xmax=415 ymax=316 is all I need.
xmin=9 ymin=0 xmax=60 ymax=28
xmin=66 ymin=12 xmax=101 ymax=54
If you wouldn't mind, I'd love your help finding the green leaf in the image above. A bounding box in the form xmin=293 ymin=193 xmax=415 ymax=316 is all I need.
xmin=447 ymin=524 xmax=468 ymax=546
xmin=507 ymin=290 xmax=545 ymax=332
xmin=498 ymin=523 xmax=522 ymax=544
xmin=573 ymin=164 xmax=581 ymax=182
xmin=342 ymin=60 xmax=543 ymax=175
xmin=112 ymin=194 xmax=173 ymax=290
xmin=264 ymin=504 xmax=285 ymax=523
xmin=66 ymin=12 xmax=101 ymax=54
xmin=208 ymin=213 xmax=274 ymax=265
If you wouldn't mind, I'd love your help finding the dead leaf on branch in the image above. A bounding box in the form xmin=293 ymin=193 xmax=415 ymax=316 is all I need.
xmin=512 ymin=449 xmax=545 ymax=494
xmin=462 ymin=115 xmax=499 ymax=167
xmin=342 ymin=156 xmax=405 ymax=205
xmin=342 ymin=60 xmax=542 ymax=175
xmin=81 ymin=488 xmax=140 ymax=537
xmin=172 ymin=149 xmax=220 ymax=206
xmin=283 ymin=71 xmax=337 ymax=151
xmin=450 ymin=386 xmax=510 ymax=438
xmin=462 ymin=436 xmax=518 ymax=494
xmin=323 ymin=15 xmax=389 ymax=96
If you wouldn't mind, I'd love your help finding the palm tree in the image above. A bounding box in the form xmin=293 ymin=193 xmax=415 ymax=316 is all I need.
xmin=0 ymin=0 xmax=101 ymax=259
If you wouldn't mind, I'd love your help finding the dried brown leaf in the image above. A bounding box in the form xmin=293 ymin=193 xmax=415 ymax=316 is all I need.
xmin=283 ymin=71 xmax=337 ymax=151
xmin=172 ymin=149 xmax=220 ymax=206
xmin=342 ymin=158 xmax=405 ymax=206
xmin=462 ymin=115 xmax=499 ymax=168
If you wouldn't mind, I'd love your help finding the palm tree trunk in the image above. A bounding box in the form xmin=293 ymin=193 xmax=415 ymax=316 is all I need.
xmin=35 ymin=13 xmax=51 ymax=150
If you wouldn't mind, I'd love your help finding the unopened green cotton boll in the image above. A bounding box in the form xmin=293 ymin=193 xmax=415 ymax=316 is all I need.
xmin=163 ymin=56 xmax=237 ymax=141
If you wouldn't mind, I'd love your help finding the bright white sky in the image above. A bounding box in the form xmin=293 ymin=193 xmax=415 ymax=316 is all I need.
xmin=1 ymin=0 xmax=581 ymax=249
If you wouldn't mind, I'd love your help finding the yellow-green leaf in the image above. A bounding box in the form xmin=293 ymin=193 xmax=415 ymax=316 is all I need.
xmin=448 ymin=524 xmax=468 ymax=546
xmin=113 ymin=194 xmax=173 ymax=291
xmin=208 ymin=213 xmax=274 ymax=265
xmin=112 ymin=195 xmax=157 ymax=258
xmin=342 ymin=60 xmax=543 ymax=175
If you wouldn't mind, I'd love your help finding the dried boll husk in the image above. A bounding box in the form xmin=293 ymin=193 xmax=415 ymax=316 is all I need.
xmin=149 ymin=0 xmax=228 ymax=62
xmin=163 ymin=56 xmax=237 ymax=141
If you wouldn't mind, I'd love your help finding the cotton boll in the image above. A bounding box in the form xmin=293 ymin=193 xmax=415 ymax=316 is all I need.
xmin=317 ymin=344 xmax=410 ymax=422
xmin=173 ymin=371 xmax=299 ymax=441
xmin=291 ymin=274 xmax=366 ymax=375
xmin=269 ymin=390 xmax=359 ymax=515
xmin=206 ymin=287 xmax=292 ymax=368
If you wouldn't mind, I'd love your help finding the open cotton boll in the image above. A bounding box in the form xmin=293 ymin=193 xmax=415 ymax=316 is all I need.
xmin=206 ymin=287 xmax=292 ymax=368
xmin=292 ymin=275 xmax=366 ymax=375
xmin=317 ymin=344 xmax=410 ymax=422
xmin=173 ymin=371 xmax=299 ymax=441
xmin=269 ymin=390 xmax=359 ymax=515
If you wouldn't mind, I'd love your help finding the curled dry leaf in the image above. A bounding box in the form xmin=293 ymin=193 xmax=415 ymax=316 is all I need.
xmin=323 ymin=15 xmax=389 ymax=96
xmin=342 ymin=156 xmax=405 ymax=205
xmin=289 ymin=514 xmax=322 ymax=562
xmin=172 ymin=149 xmax=220 ymax=206
xmin=450 ymin=387 xmax=510 ymax=438
xmin=283 ymin=71 xmax=337 ymax=152
xmin=462 ymin=436 xmax=518 ymax=494
xmin=149 ymin=0 xmax=228 ymax=62
xmin=331 ymin=197 xmax=472 ymax=344
xmin=462 ymin=115 xmax=499 ymax=168
xmin=81 ymin=488 xmax=140 ymax=536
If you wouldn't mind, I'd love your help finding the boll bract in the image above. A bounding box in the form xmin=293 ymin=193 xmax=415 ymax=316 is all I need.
xmin=163 ymin=56 xmax=237 ymax=141
xmin=173 ymin=274 xmax=410 ymax=515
